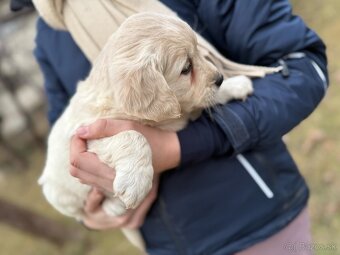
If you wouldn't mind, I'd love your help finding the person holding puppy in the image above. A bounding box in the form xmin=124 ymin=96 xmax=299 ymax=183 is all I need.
xmin=14 ymin=0 xmax=328 ymax=254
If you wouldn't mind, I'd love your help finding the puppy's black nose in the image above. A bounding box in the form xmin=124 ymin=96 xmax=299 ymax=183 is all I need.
xmin=215 ymin=73 xmax=224 ymax=87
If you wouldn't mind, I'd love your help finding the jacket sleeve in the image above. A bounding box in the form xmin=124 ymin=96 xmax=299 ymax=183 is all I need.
xmin=34 ymin=39 xmax=69 ymax=125
xmin=211 ymin=0 xmax=328 ymax=153
xmin=178 ymin=0 xmax=328 ymax=164
xmin=34 ymin=18 xmax=91 ymax=126
xmin=213 ymin=56 xmax=327 ymax=153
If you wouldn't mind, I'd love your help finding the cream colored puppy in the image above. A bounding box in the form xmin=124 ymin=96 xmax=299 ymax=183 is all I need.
xmin=39 ymin=13 xmax=253 ymax=250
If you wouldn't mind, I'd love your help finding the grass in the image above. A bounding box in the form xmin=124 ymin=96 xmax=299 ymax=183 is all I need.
xmin=0 ymin=1 xmax=340 ymax=254
xmin=287 ymin=1 xmax=340 ymax=254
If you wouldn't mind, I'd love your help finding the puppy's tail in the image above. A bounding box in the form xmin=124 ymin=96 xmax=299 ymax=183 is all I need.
xmin=122 ymin=228 xmax=146 ymax=252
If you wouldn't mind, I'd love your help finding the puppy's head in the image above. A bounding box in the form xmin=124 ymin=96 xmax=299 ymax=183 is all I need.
xmin=89 ymin=13 xmax=222 ymax=122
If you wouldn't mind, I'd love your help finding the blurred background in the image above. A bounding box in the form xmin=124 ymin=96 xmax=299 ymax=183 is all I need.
xmin=0 ymin=1 xmax=339 ymax=254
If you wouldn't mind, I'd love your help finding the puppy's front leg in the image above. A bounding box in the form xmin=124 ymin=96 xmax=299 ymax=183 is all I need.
xmin=87 ymin=130 xmax=154 ymax=216
xmin=215 ymin=75 xmax=254 ymax=104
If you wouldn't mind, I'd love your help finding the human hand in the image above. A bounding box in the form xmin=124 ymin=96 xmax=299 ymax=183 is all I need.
xmin=70 ymin=119 xmax=180 ymax=182
xmin=82 ymin=175 xmax=159 ymax=230
xmin=69 ymin=119 xmax=177 ymax=229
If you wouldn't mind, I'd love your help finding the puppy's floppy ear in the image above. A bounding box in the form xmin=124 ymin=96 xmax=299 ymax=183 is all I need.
xmin=117 ymin=56 xmax=181 ymax=122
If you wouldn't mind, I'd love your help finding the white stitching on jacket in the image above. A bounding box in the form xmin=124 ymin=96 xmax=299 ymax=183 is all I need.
xmin=236 ymin=154 xmax=274 ymax=199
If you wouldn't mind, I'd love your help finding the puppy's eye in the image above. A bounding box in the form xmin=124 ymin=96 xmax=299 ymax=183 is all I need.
xmin=181 ymin=60 xmax=192 ymax=75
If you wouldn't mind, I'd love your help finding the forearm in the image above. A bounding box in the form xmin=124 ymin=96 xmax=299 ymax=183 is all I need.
xmin=150 ymin=108 xmax=235 ymax=170
xmin=73 ymin=119 xmax=180 ymax=174
xmin=177 ymin=114 xmax=232 ymax=166
xmin=213 ymin=54 xmax=327 ymax=154
xmin=147 ymin=129 xmax=180 ymax=174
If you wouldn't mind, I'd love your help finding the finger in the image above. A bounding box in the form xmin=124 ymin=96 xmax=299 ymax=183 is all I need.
xmin=83 ymin=217 xmax=110 ymax=230
xmin=76 ymin=119 xmax=116 ymax=139
xmin=71 ymin=166 xmax=114 ymax=193
xmin=70 ymin=135 xmax=92 ymax=172
xmin=70 ymin=135 xmax=87 ymax=163
xmin=70 ymin=150 xmax=115 ymax=180
xmin=83 ymin=207 xmax=133 ymax=230
xmin=84 ymin=188 xmax=105 ymax=213
xmin=76 ymin=119 xmax=138 ymax=140
xmin=70 ymin=151 xmax=97 ymax=172
xmin=83 ymin=211 xmax=119 ymax=230
xmin=83 ymin=215 xmax=124 ymax=230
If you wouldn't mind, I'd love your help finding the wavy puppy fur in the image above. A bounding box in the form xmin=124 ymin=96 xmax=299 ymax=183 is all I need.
xmin=39 ymin=13 xmax=253 ymax=250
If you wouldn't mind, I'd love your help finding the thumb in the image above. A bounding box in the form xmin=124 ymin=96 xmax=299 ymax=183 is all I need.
xmin=76 ymin=119 xmax=115 ymax=139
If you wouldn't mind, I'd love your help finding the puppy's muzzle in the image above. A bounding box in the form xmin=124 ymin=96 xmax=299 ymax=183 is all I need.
xmin=214 ymin=73 xmax=224 ymax=87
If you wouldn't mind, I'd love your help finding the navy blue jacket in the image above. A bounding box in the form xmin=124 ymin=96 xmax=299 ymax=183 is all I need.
xmin=34 ymin=0 xmax=328 ymax=254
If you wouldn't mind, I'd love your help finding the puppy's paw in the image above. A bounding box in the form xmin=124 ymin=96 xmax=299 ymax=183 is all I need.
xmin=114 ymin=163 xmax=153 ymax=210
xmin=227 ymin=75 xmax=253 ymax=100
xmin=89 ymin=130 xmax=154 ymax=210
xmin=216 ymin=76 xmax=253 ymax=104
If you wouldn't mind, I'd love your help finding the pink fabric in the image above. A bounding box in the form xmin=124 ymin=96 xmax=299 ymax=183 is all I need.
xmin=235 ymin=208 xmax=313 ymax=255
